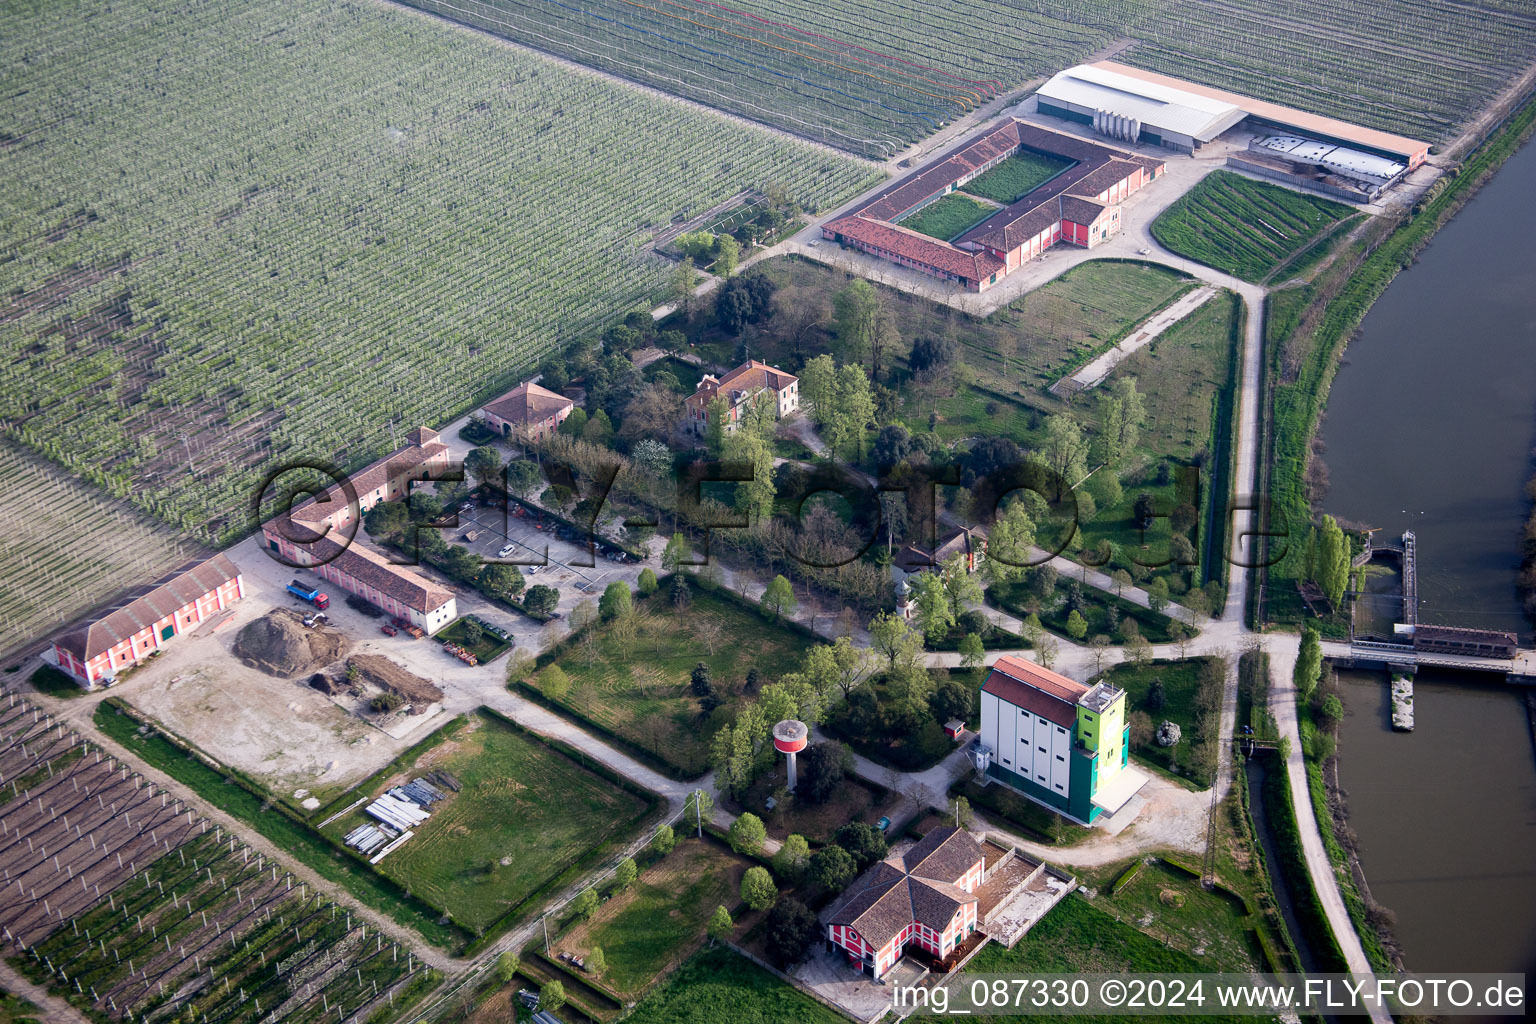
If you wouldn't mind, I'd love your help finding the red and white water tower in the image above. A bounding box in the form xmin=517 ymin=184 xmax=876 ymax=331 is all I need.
xmin=773 ymin=719 xmax=808 ymax=791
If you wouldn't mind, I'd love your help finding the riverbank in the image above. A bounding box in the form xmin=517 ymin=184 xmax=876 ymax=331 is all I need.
xmin=1519 ymin=464 xmax=1536 ymax=629
xmin=1256 ymin=90 xmax=1536 ymax=627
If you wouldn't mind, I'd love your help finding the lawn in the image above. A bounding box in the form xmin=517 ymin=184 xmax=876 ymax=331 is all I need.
xmin=1103 ymin=858 xmax=1261 ymax=970
xmin=643 ymin=355 xmax=707 ymax=394
xmin=952 ymin=776 xmax=1091 ymax=846
xmin=625 ymin=946 xmax=847 ymax=1024
xmin=729 ymin=771 xmax=897 ymax=842
xmin=898 ymin=192 xmax=996 ymax=240
xmin=988 ymin=575 xmax=1183 ymax=644
xmin=558 ymin=837 xmax=755 ymax=998
xmin=1102 ymin=657 xmax=1224 ymax=786
xmin=1151 ymin=172 xmax=1354 ymax=282
xmin=961 ymin=150 xmax=1075 ymax=203
xmin=323 ymin=711 xmax=654 ymax=936
xmin=540 ymin=587 xmax=807 ymax=776
xmin=27 ymin=664 xmax=87 ymax=698
xmin=436 ymin=617 xmax=512 ymax=663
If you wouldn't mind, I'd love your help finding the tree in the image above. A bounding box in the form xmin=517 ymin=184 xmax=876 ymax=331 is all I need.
xmin=798 ymin=742 xmax=846 ymax=804
xmin=1065 ymin=609 xmax=1088 ymax=641
xmin=539 ymin=665 xmax=570 ymax=701
xmin=740 ymin=866 xmax=778 ymax=911
xmin=832 ymin=279 xmax=882 ymax=370
xmin=799 ymin=353 xmax=838 ymax=427
xmin=1110 ymin=377 xmax=1145 ymax=455
xmin=1037 ymin=634 xmax=1060 ymax=669
xmin=586 ymin=947 xmax=607 ymax=976
xmin=1314 ymin=515 xmax=1350 ymax=608
xmin=364 ymin=500 xmax=410 ymax=540
xmin=703 ymin=395 xmax=729 ymax=456
xmin=669 ymin=256 xmax=698 ymax=314
xmin=1111 ymin=568 xmax=1133 ymax=598
xmin=984 ymin=497 xmax=1037 ymax=587
xmin=707 ymin=905 xmax=734 ymax=946
xmin=1183 ymin=587 xmax=1212 ymax=623
xmin=571 ymin=888 xmax=598 ymax=920
xmin=1041 ymin=415 xmax=1088 ymax=491
xmin=825 ymin=364 xmax=875 ymax=461
xmin=1125 ymin=633 xmax=1153 ymax=666
xmin=540 ymin=981 xmax=566 ymax=1014
xmin=478 ymin=563 xmax=525 ymax=602
xmin=765 ymin=898 xmax=819 ymax=966
xmin=729 ymin=813 xmax=768 ymax=855
xmin=1146 ymin=576 xmax=1170 ymax=613
xmin=631 ymin=437 xmax=673 ymax=478
xmin=1148 ymin=677 xmax=1167 ymax=711
xmin=869 ymin=611 xmax=924 ymax=673
xmin=910 ymin=571 xmax=954 ymax=641
xmin=1295 ymin=628 xmax=1323 ymax=700
xmin=599 ymin=581 xmax=633 ymax=621
xmin=931 ymin=677 xmax=974 ymax=723
xmin=948 ymin=794 xmax=974 ymax=828
xmin=690 ymin=662 xmax=713 ymax=697
xmin=524 ymin=584 xmax=559 ymax=617
xmin=558 ymin=407 xmax=588 ymax=438
xmin=1128 ymin=709 xmax=1154 ymax=750
xmin=835 ymin=822 xmax=887 ymax=870
xmin=715 ymin=234 xmax=740 ymax=278
xmin=504 ymin=459 xmax=543 ymax=499
xmin=670 ymin=572 xmax=692 ymax=609
xmin=760 ymin=575 xmax=797 ymax=622
xmin=909 ymin=334 xmax=959 ymax=376
xmin=661 ymin=532 xmax=690 ymax=573
xmin=651 ymin=824 xmax=676 ymax=856
xmin=1318 ymin=693 xmax=1345 ymax=731
xmin=495 ymin=951 xmax=520 ymax=983
xmin=464 ymin=445 xmax=502 ymax=488
xmin=637 ymin=567 xmax=658 ymax=596
xmin=958 ymin=632 xmax=985 ymax=671
xmin=614 ymin=857 xmax=638 ymax=890
xmin=773 ymin=834 xmax=811 ymax=883
xmin=808 ymin=844 xmax=856 ymax=891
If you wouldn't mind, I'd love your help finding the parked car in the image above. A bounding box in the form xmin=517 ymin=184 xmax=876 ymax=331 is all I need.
xmin=497 ymin=543 xmax=516 ymax=558
xmin=459 ymin=501 xmax=475 ymax=513
xmin=876 ymin=816 xmax=891 ymax=833
xmin=380 ymin=624 xmax=398 ymax=637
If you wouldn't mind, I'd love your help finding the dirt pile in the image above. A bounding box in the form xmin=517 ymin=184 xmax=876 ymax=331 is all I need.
xmin=346 ymin=654 xmax=443 ymax=713
xmin=233 ymin=609 xmax=350 ymax=677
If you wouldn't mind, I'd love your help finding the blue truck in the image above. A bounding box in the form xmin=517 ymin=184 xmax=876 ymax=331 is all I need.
xmin=286 ymin=579 xmax=330 ymax=610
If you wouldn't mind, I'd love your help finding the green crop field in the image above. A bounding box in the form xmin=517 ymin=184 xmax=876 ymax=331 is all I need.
xmin=899 ymin=192 xmax=995 ymax=240
xmin=559 ymin=837 xmax=754 ymax=997
xmin=0 ymin=443 xmax=206 ymax=661
xmin=322 ymin=711 xmax=653 ymax=934
xmin=542 ymin=588 xmax=806 ymax=776
xmin=962 ymin=150 xmax=1075 ymax=203
xmin=627 ymin=946 xmax=847 ymax=1024
xmin=0 ymin=0 xmax=876 ymax=544
xmin=1151 ymin=172 xmax=1355 ymax=282
xmin=399 ymin=0 xmax=1536 ymax=156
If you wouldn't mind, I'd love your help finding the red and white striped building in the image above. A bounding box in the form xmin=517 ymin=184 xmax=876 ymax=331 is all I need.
xmin=824 ymin=825 xmax=985 ymax=979
xmin=51 ymin=554 xmax=245 ymax=688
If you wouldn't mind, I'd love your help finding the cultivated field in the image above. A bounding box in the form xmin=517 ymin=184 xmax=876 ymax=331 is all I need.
xmin=401 ymin=0 xmax=1536 ymax=155
xmin=541 ymin=588 xmax=807 ymax=776
xmin=324 ymin=712 xmax=653 ymax=934
xmin=0 ymin=444 xmax=204 ymax=662
xmin=0 ymin=0 xmax=877 ymax=543
xmin=1150 ymin=172 xmax=1355 ymax=282
xmin=0 ymin=692 xmax=435 ymax=1024
xmin=899 ymin=193 xmax=995 ymax=240
xmin=962 ymin=150 xmax=1075 ymax=204
xmin=558 ymin=837 xmax=754 ymax=998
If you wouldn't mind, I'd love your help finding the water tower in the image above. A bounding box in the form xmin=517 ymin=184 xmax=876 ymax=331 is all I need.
xmin=773 ymin=720 xmax=808 ymax=791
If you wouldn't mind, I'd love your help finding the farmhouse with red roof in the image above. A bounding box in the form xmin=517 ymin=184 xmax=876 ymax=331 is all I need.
xmin=684 ymin=359 xmax=799 ymax=436
xmin=822 ymin=119 xmax=1164 ymax=292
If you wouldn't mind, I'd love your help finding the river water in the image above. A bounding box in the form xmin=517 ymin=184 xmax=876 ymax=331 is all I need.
xmin=1316 ymin=136 xmax=1536 ymax=977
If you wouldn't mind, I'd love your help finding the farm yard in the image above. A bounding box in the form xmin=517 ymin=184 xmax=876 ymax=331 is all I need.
xmin=1150 ymin=171 xmax=1356 ymax=282
xmin=0 ymin=691 xmax=436 ymax=1024
xmin=899 ymin=192 xmax=996 ymax=240
xmin=555 ymin=836 xmax=756 ymax=999
xmin=0 ymin=443 xmax=207 ymax=663
xmin=533 ymin=587 xmax=807 ymax=776
xmin=961 ymin=150 xmax=1075 ymax=204
xmin=401 ymin=0 xmax=1536 ymax=155
xmin=625 ymin=945 xmax=847 ymax=1024
xmin=0 ymin=0 xmax=877 ymax=544
xmin=321 ymin=711 xmax=655 ymax=938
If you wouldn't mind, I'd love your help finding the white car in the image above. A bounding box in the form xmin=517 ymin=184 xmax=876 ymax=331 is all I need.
xmin=497 ymin=543 xmax=516 ymax=558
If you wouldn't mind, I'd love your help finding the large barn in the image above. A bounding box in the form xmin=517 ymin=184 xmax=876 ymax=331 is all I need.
xmin=822 ymin=119 xmax=1164 ymax=292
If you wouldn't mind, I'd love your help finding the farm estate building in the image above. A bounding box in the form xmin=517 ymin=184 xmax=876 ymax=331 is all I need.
xmin=51 ymin=554 xmax=245 ymax=688
xmin=684 ymin=359 xmax=799 ymax=435
xmin=480 ymin=381 xmax=574 ymax=441
xmin=261 ymin=427 xmax=457 ymax=634
xmin=824 ymin=825 xmax=984 ymax=980
xmin=822 ymin=120 xmax=1165 ymax=292
xmin=1037 ymin=62 xmax=1429 ymax=199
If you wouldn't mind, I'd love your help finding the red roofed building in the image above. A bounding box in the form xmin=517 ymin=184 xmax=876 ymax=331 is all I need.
xmin=480 ymin=381 xmax=574 ymax=441
xmin=684 ymin=359 xmax=799 ymax=436
xmin=823 ymin=119 xmax=1163 ymax=292
xmin=51 ymin=554 xmax=245 ymax=688
xmin=824 ymin=825 xmax=985 ymax=979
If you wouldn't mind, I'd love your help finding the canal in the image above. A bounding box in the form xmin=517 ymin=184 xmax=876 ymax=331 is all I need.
xmin=1315 ymin=134 xmax=1536 ymax=978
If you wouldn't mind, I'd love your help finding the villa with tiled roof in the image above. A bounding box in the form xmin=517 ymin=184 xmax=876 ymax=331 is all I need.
xmin=824 ymin=825 xmax=985 ymax=980
xmin=480 ymin=381 xmax=574 ymax=441
xmin=683 ymin=359 xmax=799 ymax=436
